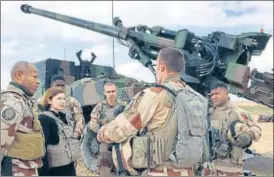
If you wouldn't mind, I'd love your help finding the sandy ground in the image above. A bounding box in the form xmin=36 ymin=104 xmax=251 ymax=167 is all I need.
xmin=235 ymin=101 xmax=273 ymax=176
xmin=234 ymin=101 xmax=273 ymax=155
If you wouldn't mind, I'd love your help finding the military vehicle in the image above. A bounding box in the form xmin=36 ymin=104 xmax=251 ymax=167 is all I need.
xmin=21 ymin=4 xmax=273 ymax=109
xmin=20 ymin=4 xmax=273 ymax=176
xmin=33 ymin=50 xmax=145 ymax=123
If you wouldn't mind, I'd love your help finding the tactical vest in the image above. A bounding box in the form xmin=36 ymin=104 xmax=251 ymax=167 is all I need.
xmin=80 ymin=100 xmax=125 ymax=172
xmin=100 ymin=101 xmax=123 ymax=120
xmin=210 ymin=104 xmax=246 ymax=164
xmin=130 ymin=82 xmax=206 ymax=175
xmin=1 ymin=90 xmax=46 ymax=161
xmin=130 ymin=88 xmax=178 ymax=173
xmin=211 ymin=105 xmax=239 ymax=143
xmin=147 ymin=103 xmax=178 ymax=165
xmin=41 ymin=111 xmax=81 ymax=167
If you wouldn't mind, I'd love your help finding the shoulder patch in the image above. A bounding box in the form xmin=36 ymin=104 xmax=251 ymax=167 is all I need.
xmin=150 ymin=87 xmax=164 ymax=93
xmin=2 ymin=108 xmax=16 ymax=121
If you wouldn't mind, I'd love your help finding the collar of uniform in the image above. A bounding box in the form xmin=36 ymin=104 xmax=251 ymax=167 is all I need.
xmin=163 ymin=73 xmax=181 ymax=84
xmin=215 ymin=99 xmax=233 ymax=111
xmin=103 ymin=99 xmax=119 ymax=108
xmin=8 ymin=82 xmax=33 ymax=98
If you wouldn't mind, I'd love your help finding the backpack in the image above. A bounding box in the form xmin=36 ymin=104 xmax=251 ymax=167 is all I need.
xmin=154 ymin=82 xmax=208 ymax=168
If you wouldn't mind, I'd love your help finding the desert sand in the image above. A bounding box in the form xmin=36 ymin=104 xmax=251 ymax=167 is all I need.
xmin=235 ymin=101 xmax=273 ymax=176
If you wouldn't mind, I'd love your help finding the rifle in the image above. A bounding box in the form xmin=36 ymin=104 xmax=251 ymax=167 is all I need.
xmin=98 ymin=104 xmax=127 ymax=176
xmin=205 ymin=95 xmax=220 ymax=162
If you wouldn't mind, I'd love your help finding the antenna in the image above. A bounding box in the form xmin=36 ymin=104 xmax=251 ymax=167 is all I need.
xmin=112 ymin=0 xmax=115 ymax=71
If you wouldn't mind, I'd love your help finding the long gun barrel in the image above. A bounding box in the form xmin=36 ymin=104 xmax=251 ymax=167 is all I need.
xmin=21 ymin=4 xmax=174 ymax=47
xmin=20 ymin=4 xmax=273 ymax=107
xmin=21 ymin=4 xmax=174 ymax=73
xmin=21 ymin=4 xmax=120 ymax=39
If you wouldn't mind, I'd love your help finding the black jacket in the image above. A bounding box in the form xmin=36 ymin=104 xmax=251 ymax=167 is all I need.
xmin=38 ymin=110 xmax=76 ymax=176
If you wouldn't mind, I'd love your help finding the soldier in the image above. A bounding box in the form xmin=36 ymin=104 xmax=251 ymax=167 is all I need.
xmin=89 ymin=81 xmax=127 ymax=132
xmin=209 ymin=82 xmax=262 ymax=176
xmin=34 ymin=74 xmax=85 ymax=138
xmin=1 ymin=61 xmax=45 ymax=176
xmin=97 ymin=47 xmax=206 ymax=176
xmin=77 ymin=81 xmax=127 ymax=176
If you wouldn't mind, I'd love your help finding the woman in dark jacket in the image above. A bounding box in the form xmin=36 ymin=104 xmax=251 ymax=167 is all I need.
xmin=38 ymin=87 xmax=79 ymax=176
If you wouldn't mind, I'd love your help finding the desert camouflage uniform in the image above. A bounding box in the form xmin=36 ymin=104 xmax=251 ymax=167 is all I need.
xmin=89 ymin=100 xmax=127 ymax=132
xmin=97 ymin=74 xmax=195 ymax=176
xmin=76 ymin=99 xmax=127 ymax=176
xmin=1 ymin=84 xmax=44 ymax=176
xmin=210 ymin=100 xmax=262 ymax=176
xmin=33 ymin=95 xmax=85 ymax=137
xmin=64 ymin=96 xmax=85 ymax=136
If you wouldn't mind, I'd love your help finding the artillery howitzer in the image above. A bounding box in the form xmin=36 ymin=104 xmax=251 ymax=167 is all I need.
xmin=21 ymin=4 xmax=273 ymax=176
xmin=21 ymin=4 xmax=273 ymax=108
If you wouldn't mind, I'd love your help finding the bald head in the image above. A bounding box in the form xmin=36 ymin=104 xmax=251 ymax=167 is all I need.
xmin=11 ymin=61 xmax=38 ymax=80
xmin=10 ymin=61 xmax=39 ymax=95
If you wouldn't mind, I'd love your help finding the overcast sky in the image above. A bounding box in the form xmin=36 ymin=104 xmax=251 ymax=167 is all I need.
xmin=1 ymin=1 xmax=273 ymax=101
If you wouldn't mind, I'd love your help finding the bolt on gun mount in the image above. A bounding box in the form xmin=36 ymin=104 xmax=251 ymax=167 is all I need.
xmin=20 ymin=4 xmax=273 ymax=107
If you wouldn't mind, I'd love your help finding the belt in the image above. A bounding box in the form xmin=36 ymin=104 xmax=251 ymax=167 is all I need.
xmin=149 ymin=168 xmax=194 ymax=176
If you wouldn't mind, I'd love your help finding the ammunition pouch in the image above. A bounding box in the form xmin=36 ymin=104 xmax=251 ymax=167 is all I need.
xmin=132 ymin=135 xmax=150 ymax=169
xmin=216 ymin=142 xmax=231 ymax=159
xmin=7 ymin=119 xmax=45 ymax=161
xmin=7 ymin=131 xmax=45 ymax=161
xmin=132 ymin=134 xmax=168 ymax=170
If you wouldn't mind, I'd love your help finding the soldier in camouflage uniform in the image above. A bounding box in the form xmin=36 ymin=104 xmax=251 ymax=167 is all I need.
xmin=33 ymin=74 xmax=85 ymax=138
xmin=97 ymin=48 xmax=197 ymax=176
xmin=1 ymin=61 xmax=45 ymax=176
xmin=77 ymin=81 xmax=127 ymax=176
xmin=89 ymin=81 xmax=127 ymax=132
xmin=209 ymin=82 xmax=262 ymax=176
